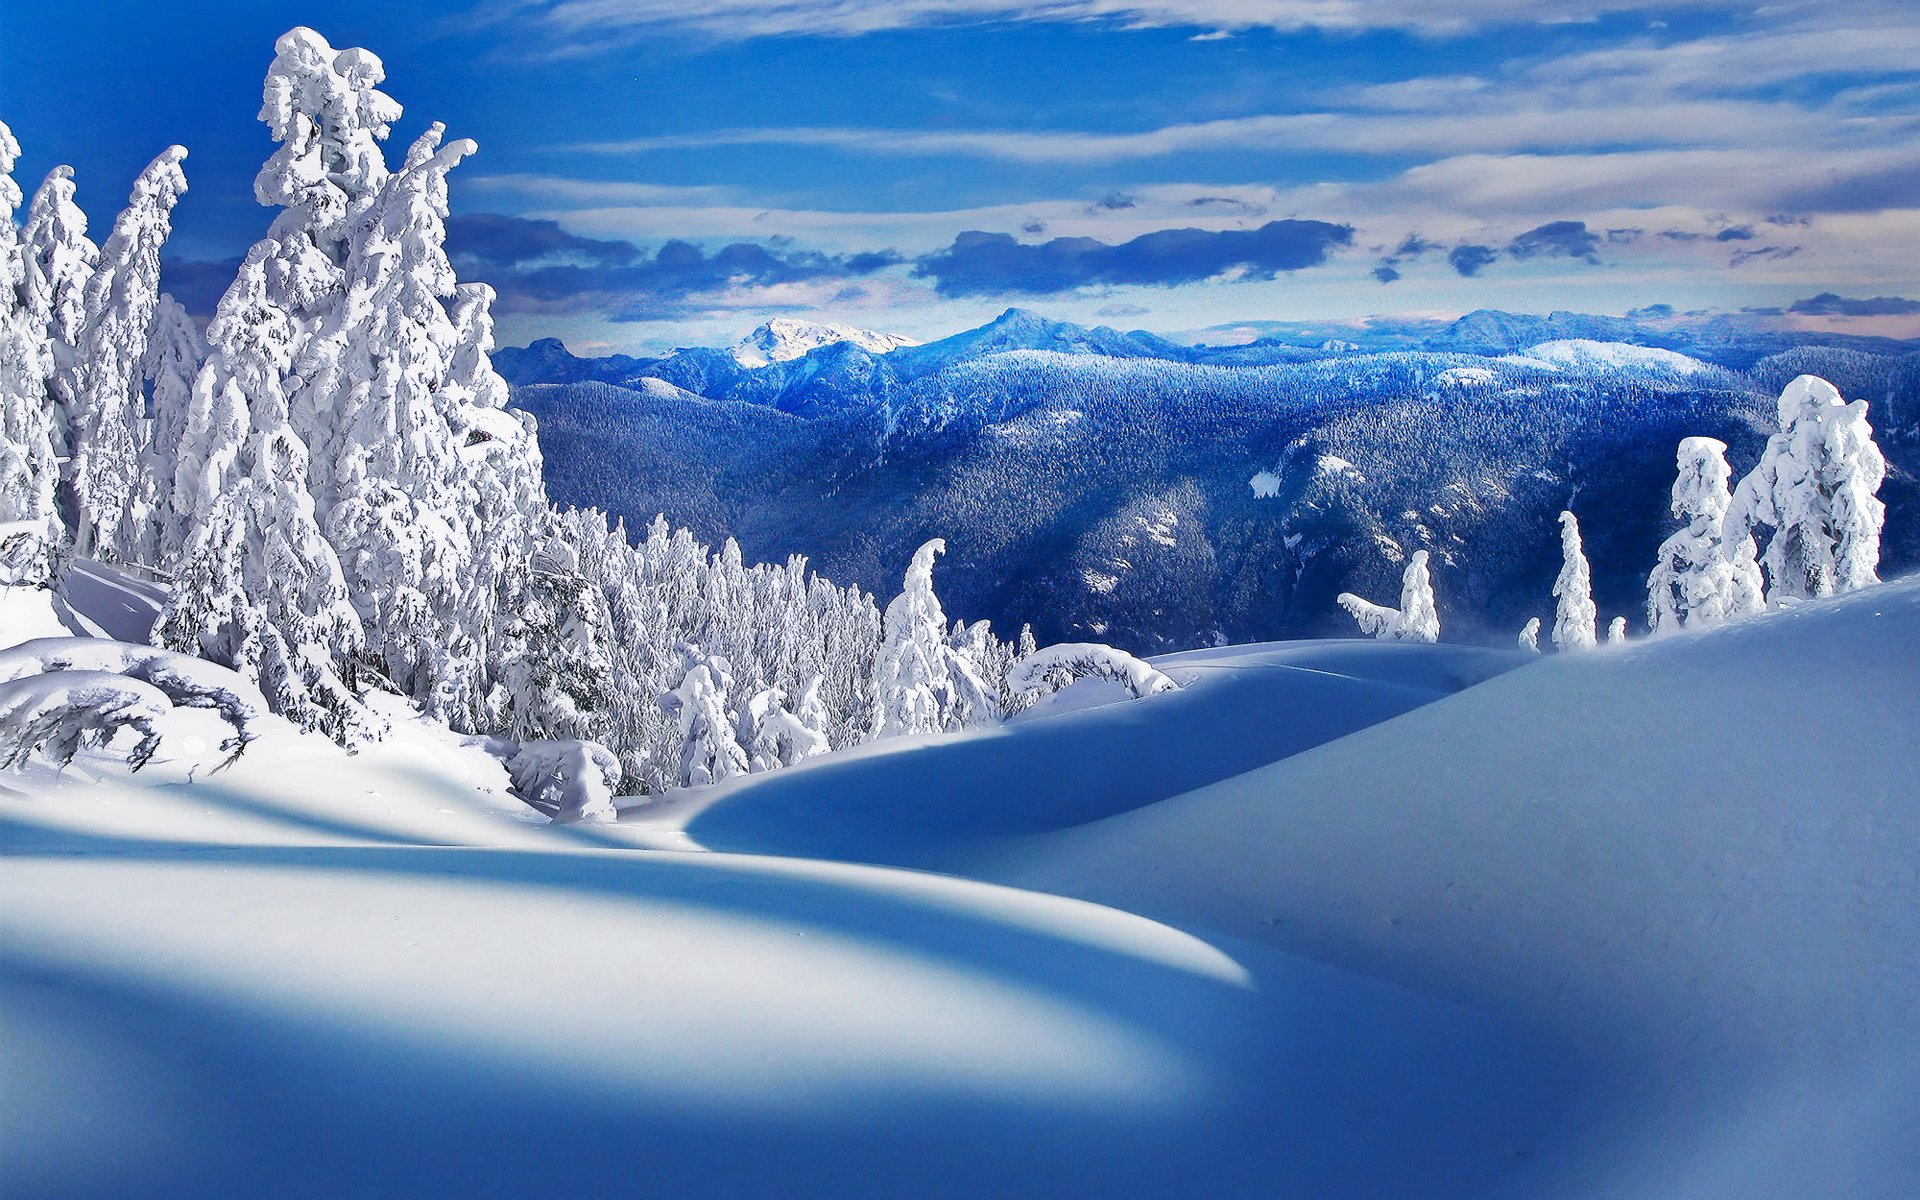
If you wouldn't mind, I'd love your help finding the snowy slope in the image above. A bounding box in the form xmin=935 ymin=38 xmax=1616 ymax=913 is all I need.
xmin=1515 ymin=338 xmax=1715 ymax=376
xmin=0 ymin=587 xmax=1580 ymax=1200
xmin=5 ymin=578 xmax=1917 ymax=1198
xmin=729 ymin=317 xmax=918 ymax=368
xmin=688 ymin=577 xmax=1920 ymax=1199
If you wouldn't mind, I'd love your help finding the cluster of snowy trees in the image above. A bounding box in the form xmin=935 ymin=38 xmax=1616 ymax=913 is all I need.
xmin=0 ymin=29 xmax=1177 ymax=796
xmin=1339 ymin=372 xmax=1888 ymax=651
xmin=1649 ymin=374 xmax=1885 ymax=628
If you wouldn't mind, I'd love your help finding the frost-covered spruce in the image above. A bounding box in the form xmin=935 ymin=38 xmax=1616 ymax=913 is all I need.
xmin=0 ymin=121 xmax=61 ymax=584
xmin=661 ymin=644 xmax=748 ymax=788
xmin=140 ymin=294 xmax=205 ymax=563
xmin=156 ymin=242 xmax=381 ymax=745
xmin=309 ymin=125 xmax=485 ymax=714
xmin=870 ymin=538 xmax=960 ymax=738
xmin=1647 ymin=436 xmax=1764 ymax=632
xmin=69 ymin=146 xmax=189 ymax=563
xmin=1608 ymin=617 xmax=1628 ymax=644
xmin=1726 ymin=375 xmax=1887 ymax=601
xmin=1337 ymin=549 xmax=1439 ymax=643
xmin=1552 ymin=511 xmax=1597 ymax=651
xmin=20 ymin=164 xmax=98 ymax=543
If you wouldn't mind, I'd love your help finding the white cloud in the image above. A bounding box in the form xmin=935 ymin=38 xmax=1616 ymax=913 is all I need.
xmin=474 ymin=0 xmax=1778 ymax=44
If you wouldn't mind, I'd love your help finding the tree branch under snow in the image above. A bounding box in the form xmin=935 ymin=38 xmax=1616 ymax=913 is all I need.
xmin=0 ymin=637 xmax=269 ymax=770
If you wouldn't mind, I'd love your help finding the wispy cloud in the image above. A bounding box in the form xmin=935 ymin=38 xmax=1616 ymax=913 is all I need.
xmin=467 ymin=0 xmax=1791 ymax=47
xmin=564 ymin=100 xmax=1845 ymax=164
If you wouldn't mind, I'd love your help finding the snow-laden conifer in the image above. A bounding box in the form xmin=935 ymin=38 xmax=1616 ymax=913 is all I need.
xmin=870 ymin=538 xmax=959 ymax=738
xmin=155 ymin=241 xmax=380 ymax=745
xmin=1552 ymin=511 xmax=1597 ymax=651
xmin=0 ymin=121 xmax=61 ymax=584
xmin=1647 ymin=436 xmax=1764 ymax=632
xmin=662 ymin=644 xmax=748 ymax=787
xmin=1608 ymin=616 xmax=1628 ymax=644
xmin=1727 ymin=375 xmax=1886 ymax=601
xmin=256 ymin=27 xmax=400 ymax=259
xmin=69 ymin=146 xmax=189 ymax=562
xmin=1337 ymin=549 xmax=1439 ymax=643
xmin=21 ymin=165 xmax=98 ymax=545
xmin=141 ymin=294 xmax=204 ymax=562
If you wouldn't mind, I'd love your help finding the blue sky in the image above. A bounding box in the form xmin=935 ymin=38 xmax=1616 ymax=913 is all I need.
xmin=4 ymin=0 xmax=1918 ymax=353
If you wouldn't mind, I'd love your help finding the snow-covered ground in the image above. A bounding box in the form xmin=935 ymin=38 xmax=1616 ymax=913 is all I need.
xmin=4 ymin=575 xmax=1917 ymax=1198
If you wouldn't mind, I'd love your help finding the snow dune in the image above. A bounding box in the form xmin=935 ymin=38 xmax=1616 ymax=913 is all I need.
xmin=5 ymin=577 xmax=1917 ymax=1198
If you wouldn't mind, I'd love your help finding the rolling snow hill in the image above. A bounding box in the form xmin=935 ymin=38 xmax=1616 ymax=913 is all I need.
xmin=6 ymin=568 xmax=1915 ymax=1198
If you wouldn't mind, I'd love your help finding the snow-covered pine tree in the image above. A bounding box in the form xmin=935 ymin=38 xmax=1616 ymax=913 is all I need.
xmin=1647 ymin=436 xmax=1764 ymax=632
xmin=1518 ymin=617 xmax=1541 ymax=653
xmin=1726 ymin=374 xmax=1887 ymax=601
xmin=1337 ymin=549 xmax=1439 ymax=643
xmin=155 ymin=241 xmax=381 ymax=745
xmin=0 ymin=121 xmax=61 ymax=584
xmin=140 ymin=294 xmax=204 ymax=563
xmin=661 ymin=643 xmax=748 ymax=788
xmin=1552 ymin=511 xmax=1597 ymax=651
xmin=20 ymin=164 xmax=98 ymax=555
xmin=1608 ymin=617 xmax=1628 ymax=644
xmin=1822 ymin=391 xmax=1887 ymax=594
xmin=869 ymin=538 xmax=959 ymax=739
xmin=68 ymin=146 xmax=189 ymax=563
xmin=309 ymin=124 xmax=484 ymax=716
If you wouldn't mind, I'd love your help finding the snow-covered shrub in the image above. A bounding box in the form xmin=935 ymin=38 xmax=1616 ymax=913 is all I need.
xmin=1518 ymin=617 xmax=1541 ymax=653
xmin=0 ymin=637 xmax=267 ymax=770
xmin=1552 ymin=511 xmax=1597 ymax=651
xmin=1608 ymin=616 xmax=1628 ymax=644
xmin=740 ymin=681 xmax=832 ymax=772
xmin=504 ymin=738 xmax=622 ymax=824
xmin=1337 ymin=549 xmax=1439 ymax=643
xmin=1647 ymin=436 xmax=1765 ymax=632
xmin=1726 ymin=374 xmax=1887 ymax=602
xmin=1006 ymin=642 xmax=1179 ymax=709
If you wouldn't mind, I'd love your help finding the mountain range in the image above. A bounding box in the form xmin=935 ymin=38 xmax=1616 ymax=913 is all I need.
xmin=501 ymin=310 xmax=1918 ymax=653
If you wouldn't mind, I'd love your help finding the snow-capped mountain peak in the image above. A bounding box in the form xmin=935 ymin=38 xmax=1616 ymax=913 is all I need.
xmin=729 ymin=318 xmax=919 ymax=368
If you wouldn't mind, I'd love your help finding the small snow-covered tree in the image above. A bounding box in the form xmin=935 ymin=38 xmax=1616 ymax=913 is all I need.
xmin=0 ymin=121 xmax=61 ymax=584
xmin=1726 ymin=374 xmax=1887 ymax=602
xmin=1552 ymin=511 xmax=1597 ymax=651
xmin=661 ymin=644 xmax=748 ymax=788
xmin=741 ymin=682 xmax=831 ymax=772
xmin=1337 ymin=549 xmax=1439 ymax=643
xmin=1607 ymin=617 xmax=1628 ymax=644
xmin=1518 ymin=617 xmax=1541 ymax=654
xmin=869 ymin=538 xmax=958 ymax=738
xmin=1647 ymin=436 xmax=1766 ymax=632
xmin=69 ymin=146 xmax=189 ymax=562
xmin=505 ymin=739 xmax=622 ymax=824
